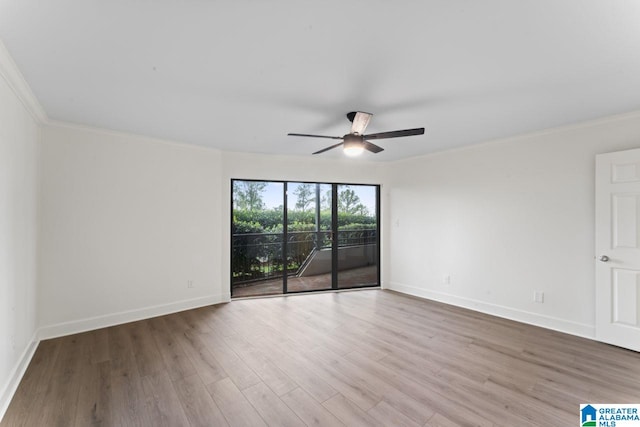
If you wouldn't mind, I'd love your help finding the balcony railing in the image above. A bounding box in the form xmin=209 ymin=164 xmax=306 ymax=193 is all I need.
xmin=232 ymin=229 xmax=376 ymax=285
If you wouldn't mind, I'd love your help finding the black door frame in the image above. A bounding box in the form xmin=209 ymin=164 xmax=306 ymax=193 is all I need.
xmin=230 ymin=179 xmax=380 ymax=297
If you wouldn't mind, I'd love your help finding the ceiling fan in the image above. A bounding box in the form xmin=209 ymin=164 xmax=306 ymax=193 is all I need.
xmin=288 ymin=111 xmax=425 ymax=156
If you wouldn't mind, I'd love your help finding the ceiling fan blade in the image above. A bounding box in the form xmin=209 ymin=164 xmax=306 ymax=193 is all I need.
xmin=363 ymin=140 xmax=384 ymax=153
xmin=313 ymin=142 xmax=344 ymax=155
xmin=288 ymin=133 xmax=342 ymax=140
xmin=350 ymin=111 xmax=373 ymax=135
xmin=363 ymin=127 xmax=425 ymax=140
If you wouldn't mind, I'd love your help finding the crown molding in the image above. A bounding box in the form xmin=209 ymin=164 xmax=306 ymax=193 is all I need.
xmin=393 ymin=108 xmax=640 ymax=164
xmin=0 ymin=39 xmax=47 ymax=124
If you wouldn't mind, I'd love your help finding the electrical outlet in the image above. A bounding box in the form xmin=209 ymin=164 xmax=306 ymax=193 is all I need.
xmin=534 ymin=291 xmax=544 ymax=303
xmin=187 ymin=280 xmax=194 ymax=288
xmin=10 ymin=334 xmax=15 ymax=350
xmin=443 ymin=275 xmax=451 ymax=285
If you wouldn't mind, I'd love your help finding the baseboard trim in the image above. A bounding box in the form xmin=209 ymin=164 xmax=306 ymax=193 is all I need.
xmin=37 ymin=294 xmax=228 ymax=340
xmin=388 ymin=282 xmax=595 ymax=339
xmin=0 ymin=332 xmax=39 ymax=422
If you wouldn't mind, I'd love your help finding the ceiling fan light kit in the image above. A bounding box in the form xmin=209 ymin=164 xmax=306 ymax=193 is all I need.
xmin=343 ymin=134 xmax=365 ymax=157
xmin=288 ymin=111 xmax=425 ymax=157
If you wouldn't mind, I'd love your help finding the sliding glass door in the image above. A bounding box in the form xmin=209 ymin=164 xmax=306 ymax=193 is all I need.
xmin=337 ymin=184 xmax=379 ymax=289
xmin=285 ymin=182 xmax=333 ymax=293
xmin=231 ymin=180 xmax=379 ymax=298
xmin=231 ymin=181 xmax=284 ymax=297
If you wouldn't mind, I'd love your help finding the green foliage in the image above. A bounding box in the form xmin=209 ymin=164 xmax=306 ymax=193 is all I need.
xmin=338 ymin=186 xmax=369 ymax=215
xmin=233 ymin=209 xmax=376 ymax=234
xmin=233 ymin=209 xmax=283 ymax=231
xmin=288 ymin=210 xmax=316 ymax=227
xmin=321 ymin=189 xmax=332 ymax=210
xmin=293 ymin=183 xmax=315 ymax=213
xmin=268 ymin=221 xmax=317 ymax=234
xmin=338 ymin=222 xmax=375 ymax=231
xmin=231 ymin=220 xmax=283 ymax=283
xmin=233 ymin=181 xmax=267 ymax=211
xmin=287 ymin=222 xmax=316 ymax=232
xmin=231 ymin=219 xmax=264 ymax=234
xmin=335 ymin=212 xmax=375 ymax=228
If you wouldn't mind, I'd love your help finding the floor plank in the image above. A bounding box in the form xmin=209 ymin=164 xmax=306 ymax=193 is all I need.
xmin=108 ymin=325 xmax=153 ymax=427
xmin=198 ymin=331 xmax=262 ymax=390
xmin=322 ymin=393 xmax=384 ymax=427
xmin=242 ymin=382 xmax=305 ymax=427
xmin=34 ymin=334 xmax=89 ymax=427
xmin=206 ymin=377 xmax=267 ymax=427
xmin=73 ymin=360 xmax=112 ymax=427
xmin=148 ymin=316 xmax=197 ymax=382
xmin=367 ymin=400 xmax=421 ymax=427
xmin=280 ymin=387 xmax=345 ymax=427
xmin=424 ymin=413 xmax=461 ymax=427
xmin=141 ymin=371 xmax=190 ymax=427
xmin=251 ymin=335 xmax=338 ymax=403
xmin=174 ymin=330 xmax=227 ymax=386
xmin=223 ymin=334 xmax=297 ymax=396
xmin=172 ymin=374 xmax=228 ymax=427
xmin=127 ymin=320 xmax=165 ymax=378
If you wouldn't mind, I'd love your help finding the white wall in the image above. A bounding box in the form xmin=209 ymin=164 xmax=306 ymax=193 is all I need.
xmin=0 ymin=46 xmax=41 ymax=417
xmin=38 ymin=125 xmax=224 ymax=336
xmin=387 ymin=112 xmax=640 ymax=337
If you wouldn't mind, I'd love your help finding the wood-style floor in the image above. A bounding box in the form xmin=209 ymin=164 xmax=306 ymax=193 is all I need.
xmin=3 ymin=290 xmax=640 ymax=427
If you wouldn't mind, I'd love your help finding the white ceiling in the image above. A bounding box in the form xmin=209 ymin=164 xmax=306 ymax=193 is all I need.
xmin=2 ymin=0 xmax=640 ymax=161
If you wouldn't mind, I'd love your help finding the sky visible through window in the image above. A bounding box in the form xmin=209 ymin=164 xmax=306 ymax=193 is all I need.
xmin=259 ymin=182 xmax=376 ymax=214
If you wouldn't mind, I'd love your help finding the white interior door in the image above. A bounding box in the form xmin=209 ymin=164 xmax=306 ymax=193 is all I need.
xmin=595 ymin=148 xmax=640 ymax=352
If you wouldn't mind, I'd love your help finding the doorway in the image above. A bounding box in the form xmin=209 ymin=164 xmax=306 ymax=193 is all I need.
xmin=231 ymin=180 xmax=380 ymax=298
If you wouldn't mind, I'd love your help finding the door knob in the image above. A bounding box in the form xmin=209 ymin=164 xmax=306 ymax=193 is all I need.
xmin=599 ymin=255 xmax=610 ymax=262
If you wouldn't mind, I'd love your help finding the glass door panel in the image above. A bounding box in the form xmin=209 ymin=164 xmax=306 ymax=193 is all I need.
xmin=286 ymin=183 xmax=333 ymax=292
xmin=231 ymin=180 xmax=284 ymax=297
xmin=336 ymin=185 xmax=379 ymax=289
